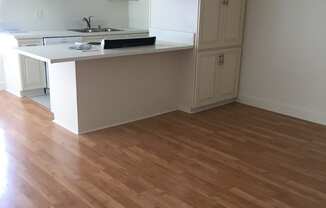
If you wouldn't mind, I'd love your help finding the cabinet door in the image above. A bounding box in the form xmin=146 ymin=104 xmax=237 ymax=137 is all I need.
xmin=195 ymin=48 xmax=241 ymax=107
xmin=196 ymin=52 xmax=217 ymax=104
xmin=222 ymin=0 xmax=246 ymax=46
xmin=198 ymin=0 xmax=246 ymax=49
xmin=198 ymin=0 xmax=224 ymax=49
xmin=18 ymin=39 xmax=46 ymax=91
xmin=214 ymin=48 xmax=241 ymax=99
xmin=20 ymin=56 xmax=46 ymax=90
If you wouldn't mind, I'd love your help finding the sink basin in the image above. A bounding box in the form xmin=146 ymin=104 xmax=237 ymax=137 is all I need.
xmin=69 ymin=28 xmax=122 ymax=33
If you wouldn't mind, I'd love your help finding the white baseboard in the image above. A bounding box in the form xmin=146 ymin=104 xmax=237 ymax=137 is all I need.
xmin=190 ymin=98 xmax=237 ymax=114
xmin=53 ymin=119 xmax=79 ymax=135
xmin=78 ymin=108 xmax=178 ymax=134
xmin=5 ymin=89 xmax=22 ymax=98
xmin=238 ymin=95 xmax=326 ymax=126
xmin=21 ymin=88 xmax=46 ymax=97
xmin=0 ymin=82 xmax=5 ymax=91
xmin=4 ymin=88 xmax=45 ymax=98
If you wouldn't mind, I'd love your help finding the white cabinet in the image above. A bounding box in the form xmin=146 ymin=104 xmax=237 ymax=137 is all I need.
xmin=223 ymin=0 xmax=246 ymax=46
xmin=198 ymin=0 xmax=246 ymax=50
xmin=19 ymin=39 xmax=46 ymax=91
xmin=214 ymin=48 xmax=241 ymax=99
xmin=2 ymin=38 xmax=46 ymax=97
xmin=196 ymin=48 xmax=241 ymax=106
xmin=194 ymin=0 xmax=245 ymax=108
xmin=196 ymin=52 xmax=217 ymax=103
xmin=20 ymin=56 xmax=46 ymax=90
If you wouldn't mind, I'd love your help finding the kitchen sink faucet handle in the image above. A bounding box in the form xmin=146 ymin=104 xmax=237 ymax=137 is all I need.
xmin=82 ymin=16 xmax=94 ymax=30
xmin=88 ymin=16 xmax=94 ymax=28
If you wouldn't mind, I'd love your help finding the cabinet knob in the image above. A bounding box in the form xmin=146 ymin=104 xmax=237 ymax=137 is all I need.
xmin=222 ymin=0 xmax=229 ymax=6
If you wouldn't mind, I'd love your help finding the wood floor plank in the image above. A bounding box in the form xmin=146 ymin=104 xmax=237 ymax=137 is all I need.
xmin=0 ymin=91 xmax=325 ymax=207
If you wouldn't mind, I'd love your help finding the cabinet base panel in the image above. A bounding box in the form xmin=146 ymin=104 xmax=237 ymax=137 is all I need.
xmin=21 ymin=88 xmax=46 ymax=97
xmin=189 ymin=98 xmax=237 ymax=114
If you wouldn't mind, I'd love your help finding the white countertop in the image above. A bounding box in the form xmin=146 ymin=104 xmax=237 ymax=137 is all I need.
xmin=16 ymin=41 xmax=194 ymax=63
xmin=1 ymin=28 xmax=148 ymax=39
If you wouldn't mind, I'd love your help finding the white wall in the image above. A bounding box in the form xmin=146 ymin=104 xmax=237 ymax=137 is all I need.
xmin=0 ymin=0 xmax=130 ymax=31
xmin=0 ymin=56 xmax=4 ymax=90
xmin=149 ymin=0 xmax=198 ymax=33
xmin=129 ymin=0 xmax=149 ymax=29
xmin=239 ymin=0 xmax=326 ymax=125
xmin=125 ymin=0 xmax=199 ymax=34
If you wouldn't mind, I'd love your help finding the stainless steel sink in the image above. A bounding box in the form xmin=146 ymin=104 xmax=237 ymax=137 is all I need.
xmin=69 ymin=28 xmax=122 ymax=33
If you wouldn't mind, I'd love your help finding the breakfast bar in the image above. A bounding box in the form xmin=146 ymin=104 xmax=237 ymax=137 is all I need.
xmin=16 ymin=41 xmax=194 ymax=134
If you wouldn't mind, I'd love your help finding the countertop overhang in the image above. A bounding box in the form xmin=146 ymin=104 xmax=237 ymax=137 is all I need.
xmin=15 ymin=41 xmax=194 ymax=64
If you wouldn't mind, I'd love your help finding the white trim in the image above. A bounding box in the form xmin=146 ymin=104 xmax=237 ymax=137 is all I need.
xmin=20 ymin=88 xmax=45 ymax=97
xmin=190 ymin=99 xmax=237 ymax=113
xmin=5 ymin=89 xmax=22 ymax=97
xmin=53 ymin=119 xmax=79 ymax=135
xmin=238 ymin=96 xmax=326 ymax=126
xmin=77 ymin=108 xmax=178 ymax=135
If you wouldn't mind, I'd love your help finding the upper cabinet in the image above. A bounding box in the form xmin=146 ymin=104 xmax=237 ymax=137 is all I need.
xmin=198 ymin=0 xmax=246 ymax=50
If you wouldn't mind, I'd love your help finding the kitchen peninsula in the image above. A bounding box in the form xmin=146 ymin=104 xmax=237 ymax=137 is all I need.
xmin=16 ymin=40 xmax=194 ymax=134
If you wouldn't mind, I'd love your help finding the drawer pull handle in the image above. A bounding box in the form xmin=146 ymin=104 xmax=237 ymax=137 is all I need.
xmin=222 ymin=0 xmax=229 ymax=6
xmin=218 ymin=54 xmax=225 ymax=65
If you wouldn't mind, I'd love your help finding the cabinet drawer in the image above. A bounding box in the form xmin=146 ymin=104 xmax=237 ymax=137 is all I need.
xmin=198 ymin=0 xmax=246 ymax=50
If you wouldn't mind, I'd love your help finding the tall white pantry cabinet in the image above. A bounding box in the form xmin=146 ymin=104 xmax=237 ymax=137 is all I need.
xmin=195 ymin=0 xmax=246 ymax=107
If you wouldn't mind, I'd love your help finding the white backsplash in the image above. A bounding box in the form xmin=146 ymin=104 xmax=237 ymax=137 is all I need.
xmin=0 ymin=0 xmax=136 ymax=31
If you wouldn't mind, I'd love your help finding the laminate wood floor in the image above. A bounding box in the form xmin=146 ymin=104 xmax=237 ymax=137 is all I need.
xmin=0 ymin=91 xmax=325 ymax=208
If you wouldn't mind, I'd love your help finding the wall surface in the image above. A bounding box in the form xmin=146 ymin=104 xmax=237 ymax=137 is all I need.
xmin=0 ymin=0 xmax=130 ymax=31
xmin=76 ymin=53 xmax=179 ymax=133
xmin=0 ymin=56 xmax=4 ymax=90
xmin=239 ymin=0 xmax=326 ymax=125
xmin=129 ymin=0 xmax=149 ymax=29
xmin=149 ymin=0 xmax=198 ymax=33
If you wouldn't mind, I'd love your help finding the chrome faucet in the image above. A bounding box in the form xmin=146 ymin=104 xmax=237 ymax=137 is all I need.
xmin=82 ymin=16 xmax=94 ymax=30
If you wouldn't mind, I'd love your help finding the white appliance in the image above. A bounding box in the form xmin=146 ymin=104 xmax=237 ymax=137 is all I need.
xmin=43 ymin=36 xmax=82 ymax=91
